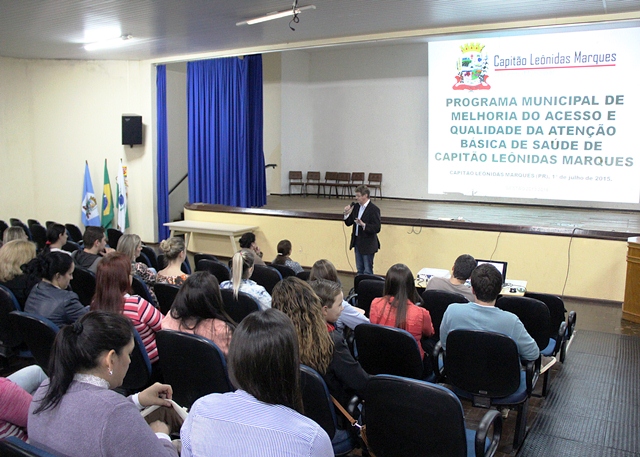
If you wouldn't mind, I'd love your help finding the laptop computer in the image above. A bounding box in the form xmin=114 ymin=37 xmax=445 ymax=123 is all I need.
xmin=475 ymin=259 xmax=508 ymax=286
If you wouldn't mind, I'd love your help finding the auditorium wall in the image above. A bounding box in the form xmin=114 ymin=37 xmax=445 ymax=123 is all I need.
xmin=0 ymin=57 xmax=157 ymax=241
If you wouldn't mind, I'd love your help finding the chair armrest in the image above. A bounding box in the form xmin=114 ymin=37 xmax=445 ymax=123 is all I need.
xmin=345 ymin=292 xmax=357 ymax=306
xmin=475 ymin=409 xmax=502 ymax=457
xmin=524 ymin=359 xmax=539 ymax=395
xmin=432 ymin=341 xmax=445 ymax=383
xmin=553 ymin=321 xmax=568 ymax=353
xmin=347 ymin=394 xmax=362 ymax=420
xmin=566 ymin=311 xmax=577 ymax=338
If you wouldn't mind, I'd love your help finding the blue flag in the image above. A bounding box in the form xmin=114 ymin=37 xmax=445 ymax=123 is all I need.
xmin=81 ymin=162 xmax=100 ymax=227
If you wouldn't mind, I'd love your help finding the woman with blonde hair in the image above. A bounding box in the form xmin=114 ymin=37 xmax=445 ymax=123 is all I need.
xmin=3 ymin=227 xmax=27 ymax=244
xmin=309 ymin=259 xmax=369 ymax=332
xmin=220 ymin=249 xmax=271 ymax=311
xmin=117 ymin=234 xmax=157 ymax=286
xmin=156 ymin=237 xmax=188 ymax=286
xmin=0 ymin=240 xmax=38 ymax=308
xmin=271 ymin=277 xmax=369 ymax=409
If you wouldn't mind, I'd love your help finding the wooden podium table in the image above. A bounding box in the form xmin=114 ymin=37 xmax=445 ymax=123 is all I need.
xmin=623 ymin=236 xmax=640 ymax=323
xmin=164 ymin=221 xmax=257 ymax=256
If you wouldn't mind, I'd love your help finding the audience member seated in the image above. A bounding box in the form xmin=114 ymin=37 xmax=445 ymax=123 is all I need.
xmin=156 ymin=237 xmax=189 ymax=286
xmin=117 ymin=234 xmax=158 ymax=304
xmin=28 ymin=311 xmax=178 ymax=457
xmin=370 ymin=264 xmax=434 ymax=359
xmin=0 ymin=239 xmax=38 ymax=308
xmin=0 ymin=365 xmax=47 ymax=441
xmin=425 ymin=254 xmax=477 ymax=302
xmin=272 ymin=277 xmax=369 ymax=411
xmin=162 ymin=271 xmax=235 ymax=356
xmin=238 ymin=232 xmax=265 ymax=266
xmin=181 ymin=309 xmax=332 ymax=457
xmin=309 ymin=259 xmax=369 ymax=331
xmin=25 ymin=251 xmax=88 ymax=326
xmin=42 ymin=223 xmax=69 ymax=255
xmin=220 ymin=249 xmax=271 ymax=310
xmin=91 ymin=252 xmax=164 ymax=364
xmin=72 ymin=226 xmax=113 ymax=273
xmin=440 ymin=263 xmax=540 ymax=361
xmin=271 ymin=239 xmax=304 ymax=274
xmin=3 ymin=226 xmax=27 ymax=244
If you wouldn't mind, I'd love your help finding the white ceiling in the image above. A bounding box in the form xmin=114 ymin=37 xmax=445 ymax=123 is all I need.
xmin=1 ymin=0 xmax=640 ymax=61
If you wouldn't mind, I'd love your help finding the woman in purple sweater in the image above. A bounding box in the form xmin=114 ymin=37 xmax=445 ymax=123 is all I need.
xmin=28 ymin=311 xmax=178 ymax=457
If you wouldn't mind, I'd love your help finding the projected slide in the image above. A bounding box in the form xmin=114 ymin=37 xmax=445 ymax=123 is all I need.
xmin=428 ymin=27 xmax=640 ymax=204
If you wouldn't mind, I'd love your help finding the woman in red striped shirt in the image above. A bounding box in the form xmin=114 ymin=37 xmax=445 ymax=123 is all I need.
xmin=90 ymin=252 xmax=164 ymax=364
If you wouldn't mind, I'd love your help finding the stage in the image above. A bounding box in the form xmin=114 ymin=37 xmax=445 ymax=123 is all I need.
xmin=183 ymin=196 xmax=636 ymax=301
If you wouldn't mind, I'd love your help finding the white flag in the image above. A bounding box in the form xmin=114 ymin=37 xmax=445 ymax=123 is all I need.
xmin=116 ymin=160 xmax=129 ymax=231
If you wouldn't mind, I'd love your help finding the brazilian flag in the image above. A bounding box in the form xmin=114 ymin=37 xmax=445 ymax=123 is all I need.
xmin=101 ymin=159 xmax=114 ymax=229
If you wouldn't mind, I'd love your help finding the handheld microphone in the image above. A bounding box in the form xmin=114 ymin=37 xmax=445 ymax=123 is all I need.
xmin=350 ymin=201 xmax=356 ymax=207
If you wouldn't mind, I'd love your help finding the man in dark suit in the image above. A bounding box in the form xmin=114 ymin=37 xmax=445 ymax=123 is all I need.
xmin=343 ymin=185 xmax=381 ymax=275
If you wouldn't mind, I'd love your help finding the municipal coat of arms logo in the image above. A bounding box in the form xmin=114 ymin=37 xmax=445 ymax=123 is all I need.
xmin=453 ymin=42 xmax=490 ymax=90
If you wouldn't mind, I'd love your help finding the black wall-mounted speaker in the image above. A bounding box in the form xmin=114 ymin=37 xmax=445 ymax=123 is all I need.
xmin=122 ymin=115 xmax=142 ymax=146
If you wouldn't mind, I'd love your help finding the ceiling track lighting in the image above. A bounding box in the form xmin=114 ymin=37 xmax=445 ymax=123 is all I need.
xmin=236 ymin=4 xmax=315 ymax=27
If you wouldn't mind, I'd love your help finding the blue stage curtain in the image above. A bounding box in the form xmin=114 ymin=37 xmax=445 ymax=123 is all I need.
xmin=187 ymin=55 xmax=266 ymax=208
xmin=156 ymin=65 xmax=170 ymax=241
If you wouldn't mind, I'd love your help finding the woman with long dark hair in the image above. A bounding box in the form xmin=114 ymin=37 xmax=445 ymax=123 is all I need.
xmin=90 ymin=252 xmax=164 ymax=364
xmin=272 ymin=277 xmax=369 ymax=409
xmin=25 ymin=251 xmax=88 ymax=326
xmin=369 ymin=263 xmax=434 ymax=358
xmin=28 ymin=311 xmax=178 ymax=457
xmin=219 ymin=249 xmax=271 ymax=310
xmin=180 ymin=309 xmax=332 ymax=456
xmin=162 ymin=272 xmax=235 ymax=355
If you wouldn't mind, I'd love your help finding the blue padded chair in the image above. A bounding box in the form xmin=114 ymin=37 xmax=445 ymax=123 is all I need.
xmin=8 ymin=311 xmax=59 ymax=375
xmin=196 ymin=259 xmax=231 ymax=284
xmin=0 ymin=436 xmax=58 ymax=457
xmin=64 ymin=223 xmax=83 ymax=243
xmin=354 ymin=323 xmax=426 ymax=380
xmin=0 ymin=286 xmax=31 ymax=360
xmin=69 ymin=266 xmax=95 ymax=307
xmin=131 ymin=275 xmax=158 ymax=307
xmin=250 ymin=265 xmax=281 ymax=295
xmin=119 ymin=328 xmax=152 ymax=394
xmin=300 ymin=365 xmax=357 ymax=456
xmin=140 ymin=246 xmax=159 ymax=271
xmin=524 ymin=292 xmax=574 ymax=363
xmin=270 ymin=263 xmax=297 ymax=279
xmin=496 ymin=295 xmax=557 ymax=395
xmin=156 ymin=330 xmax=233 ymax=409
xmin=442 ymin=330 xmax=538 ymax=449
xmin=220 ymin=289 xmax=259 ymax=324
xmin=154 ymin=283 xmax=180 ymax=315
xmin=353 ymin=279 xmax=384 ymax=318
xmin=364 ymin=375 xmax=502 ymax=457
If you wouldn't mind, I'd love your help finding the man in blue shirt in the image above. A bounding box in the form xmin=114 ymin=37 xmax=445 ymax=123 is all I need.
xmin=440 ymin=263 xmax=539 ymax=362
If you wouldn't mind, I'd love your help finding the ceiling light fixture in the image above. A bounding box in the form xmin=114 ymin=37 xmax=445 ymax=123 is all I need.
xmin=84 ymin=34 xmax=134 ymax=51
xmin=236 ymin=4 xmax=315 ymax=26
